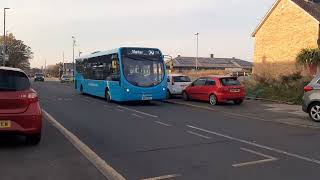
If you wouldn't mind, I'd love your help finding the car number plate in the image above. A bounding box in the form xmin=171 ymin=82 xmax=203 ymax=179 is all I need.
xmin=142 ymin=95 xmax=152 ymax=100
xmin=0 ymin=120 xmax=11 ymax=128
xmin=230 ymin=89 xmax=240 ymax=93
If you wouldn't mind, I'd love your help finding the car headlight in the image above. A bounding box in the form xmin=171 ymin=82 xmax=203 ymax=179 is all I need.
xmin=163 ymin=88 xmax=166 ymax=91
xmin=126 ymin=89 xmax=130 ymax=92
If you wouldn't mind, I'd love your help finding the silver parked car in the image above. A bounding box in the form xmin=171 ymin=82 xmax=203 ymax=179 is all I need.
xmin=302 ymin=75 xmax=320 ymax=122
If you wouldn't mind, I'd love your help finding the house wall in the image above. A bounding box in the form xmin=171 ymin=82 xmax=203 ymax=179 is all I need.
xmin=253 ymin=0 xmax=319 ymax=77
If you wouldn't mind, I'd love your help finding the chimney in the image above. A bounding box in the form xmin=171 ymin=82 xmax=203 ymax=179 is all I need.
xmin=210 ymin=54 xmax=214 ymax=58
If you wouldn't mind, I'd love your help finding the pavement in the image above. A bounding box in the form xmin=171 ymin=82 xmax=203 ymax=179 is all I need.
xmin=3 ymin=80 xmax=320 ymax=180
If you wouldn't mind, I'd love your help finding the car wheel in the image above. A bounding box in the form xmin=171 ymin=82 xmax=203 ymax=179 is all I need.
xmin=309 ymin=102 xmax=320 ymax=122
xmin=80 ymin=85 xmax=84 ymax=94
xmin=105 ymin=90 xmax=112 ymax=103
xmin=182 ymin=91 xmax=189 ymax=101
xmin=166 ymin=90 xmax=172 ymax=99
xmin=25 ymin=133 xmax=41 ymax=145
xmin=209 ymin=94 xmax=217 ymax=106
xmin=234 ymin=99 xmax=243 ymax=105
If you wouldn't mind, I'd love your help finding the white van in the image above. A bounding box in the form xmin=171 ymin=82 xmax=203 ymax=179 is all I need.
xmin=167 ymin=74 xmax=192 ymax=98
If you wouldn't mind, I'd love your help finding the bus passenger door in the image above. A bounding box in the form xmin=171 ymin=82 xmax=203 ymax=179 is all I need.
xmin=107 ymin=57 xmax=123 ymax=100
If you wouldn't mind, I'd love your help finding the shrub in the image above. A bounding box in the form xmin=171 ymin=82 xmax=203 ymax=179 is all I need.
xmin=245 ymin=72 xmax=311 ymax=104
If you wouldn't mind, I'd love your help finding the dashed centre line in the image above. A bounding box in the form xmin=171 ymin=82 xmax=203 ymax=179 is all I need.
xmin=154 ymin=121 xmax=172 ymax=127
xmin=141 ymin=174 xmax=181 ymax=180
xmin=187 ymin=131 xmax=211 ymax=139
xmin=132 ymin=114 xmax=144 ymax=118
xmin=117 ymin=106 xmax=158 ymax=118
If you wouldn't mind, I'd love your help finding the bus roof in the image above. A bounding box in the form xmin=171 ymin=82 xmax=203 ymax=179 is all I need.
xmin=77 ymin=48 xmax=120 ymax=60
xmin=76 ymin=47 xmax=161 ymax=60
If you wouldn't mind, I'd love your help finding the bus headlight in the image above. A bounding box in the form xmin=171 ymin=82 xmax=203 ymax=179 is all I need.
xmin=126 ymin=89 xmax=130 ymax=92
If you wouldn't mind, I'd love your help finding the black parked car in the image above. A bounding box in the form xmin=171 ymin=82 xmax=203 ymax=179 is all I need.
xmin=34 ymin=73 xmax=45 ymax=82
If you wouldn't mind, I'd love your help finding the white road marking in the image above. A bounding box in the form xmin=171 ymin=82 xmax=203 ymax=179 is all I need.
xmin=168 ymin=101 xmax=320 ymax=129
xmin=141 ymin=174 xmax=181 ymax=180
xmin=168 ymin=101 xmax=214 ymax=111
xmin=187 ymin=131 xmax=211 ymax=139
xmin=132 ymin=113 xmax=143 ymax=118
xmin=116 ymin=108 xmax=125 ymax=112
xmin=186 ymin=125 xmax=320 ymax=165
xmin=154 ymin=121 xmax=172 ymax=127
xmin=232 ymin=148 xmax=278 ymax=167
xmin=117 ymin=106 xmax=158 ymax=118
xmin=42 ymin=110 xmax=125 ymax=180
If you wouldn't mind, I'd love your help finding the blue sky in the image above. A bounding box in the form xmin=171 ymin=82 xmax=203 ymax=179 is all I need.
xmin=1 ymin=0 xmax=274 ymax=68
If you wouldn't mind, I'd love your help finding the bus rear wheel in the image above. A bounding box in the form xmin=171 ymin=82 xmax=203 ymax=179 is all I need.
xmin=105 ymin=90 xmax=111 ymax=103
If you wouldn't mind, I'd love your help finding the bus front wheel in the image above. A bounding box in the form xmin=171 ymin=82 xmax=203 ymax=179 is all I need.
xmin=80 ymin=85 xmax=84 ymax=94
xmin=105 ymin=90 xmax=111 ymax=103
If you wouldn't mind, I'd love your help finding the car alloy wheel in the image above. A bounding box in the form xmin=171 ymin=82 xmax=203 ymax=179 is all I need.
xmin=309 ymin=103 xmax=320 ymax=122
xmin=166 ymin=90 xmax=172 ymax=99
xmin=209 ymin=94 xmax=217 ymax=106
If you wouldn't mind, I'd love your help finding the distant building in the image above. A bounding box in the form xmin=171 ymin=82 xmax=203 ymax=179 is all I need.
xmin=166 ymin=55 xmax=253 ymax=73
xmin=252 ymin=0 xmax=320 ymax=76
xmin=62 ymin=63 xmax=74 ymax=77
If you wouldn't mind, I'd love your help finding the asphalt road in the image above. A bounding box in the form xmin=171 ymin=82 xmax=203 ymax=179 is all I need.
xmin=30 ymin=81 xmax=320 ymax=180
xmin=0 ymin=109 xmax=105 ymax=180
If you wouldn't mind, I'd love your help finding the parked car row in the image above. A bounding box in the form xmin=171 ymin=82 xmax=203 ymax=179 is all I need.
xmin=167 ymin=74 xmax=245 ymax=105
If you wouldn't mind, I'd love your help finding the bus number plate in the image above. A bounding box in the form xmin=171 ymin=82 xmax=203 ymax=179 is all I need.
xmin=142 ymin=95 xmax=152 ymax=100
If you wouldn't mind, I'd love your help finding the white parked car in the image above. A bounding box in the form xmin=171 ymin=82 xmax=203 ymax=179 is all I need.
xmin=167 ymin=74 xmax=192 ymax=98
xmin=60 ymin=75 xmax=72 ymax=83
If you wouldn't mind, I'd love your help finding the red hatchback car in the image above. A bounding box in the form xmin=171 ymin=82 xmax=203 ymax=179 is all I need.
xmin=182 ymin=76 xmax=245 ymax=105
xmin=0 ymin=67 xmax=42 ymax=145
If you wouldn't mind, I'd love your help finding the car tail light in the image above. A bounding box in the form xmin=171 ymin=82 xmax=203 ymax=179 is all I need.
xmin=20 ymin=92 xmax=38 ymax=103
xmin=304 ymin=86 xmax=313 ymax=92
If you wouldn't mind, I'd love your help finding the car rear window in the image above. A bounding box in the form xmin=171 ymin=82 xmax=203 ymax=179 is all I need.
xmin=0 ymin=70 xmax=30 ymax=91
xmin=173 ymin=76 xmax=191 ymax=82
xmin=220 ymin=78 xmax=240 ymax=86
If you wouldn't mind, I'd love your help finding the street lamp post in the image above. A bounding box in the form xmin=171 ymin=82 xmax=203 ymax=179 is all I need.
xmin=72 ymin=36 xmax=76 ymax=81
xmin=3 ymin=8 xmax=10 ymax=67
xmin=194 ymin=33 xmax=199 ymax=71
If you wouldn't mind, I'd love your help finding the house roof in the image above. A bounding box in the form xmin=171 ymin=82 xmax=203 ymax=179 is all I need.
xmin=167 ymin=56 xmax=253 ymax=69
xmin=252 ymin=0 xmax=320 ymax=37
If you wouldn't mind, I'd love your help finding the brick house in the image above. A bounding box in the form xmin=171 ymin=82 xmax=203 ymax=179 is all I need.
xmin=252 ymin=0 xmax=320 ymax=77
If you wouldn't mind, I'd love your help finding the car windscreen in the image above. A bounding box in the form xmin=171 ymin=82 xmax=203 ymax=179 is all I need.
xmin=35 ymin=74 xmax=44 ymax=77
xmin=173 ymin=76 xmax=191 ymax=82
xmin=0 ymin=70 xmax=30 ymax=91
xmin=220 ymin=78 xmax=240 ymax=86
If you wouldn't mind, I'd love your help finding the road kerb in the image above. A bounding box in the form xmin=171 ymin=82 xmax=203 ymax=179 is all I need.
xmin=43 ymin=109 xmax=126 ymax=180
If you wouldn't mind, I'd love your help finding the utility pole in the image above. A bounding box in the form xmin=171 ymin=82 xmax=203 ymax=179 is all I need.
xmin=195 ymin=33 xmax=199 ymax=71
xmin=3 ymin=8 xmax=10 ymax=67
